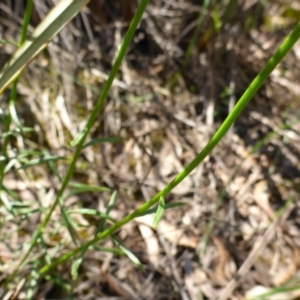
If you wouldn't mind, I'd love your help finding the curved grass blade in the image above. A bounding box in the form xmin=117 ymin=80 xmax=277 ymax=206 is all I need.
xmin=152 ymin=196 xmax=165 ymax=228
xmin=112 ymin=236 xmax=144 ymax=271
xmin=140 ymin=201 xmax=186 ymax=217
xmin=68 ymin=182 xmax=111 ymax=193
xmin=16 ymin=155 xmax=67 ymax=170
xmin=96 ymin=191 xmax=118 ymax=233
xmin=71 ymin=257 xmax=83 ymax=280
xmin=0 ymin=38 xmax=19 ymax=46
xmin=248 ymin=285 xmax=300 ymax=300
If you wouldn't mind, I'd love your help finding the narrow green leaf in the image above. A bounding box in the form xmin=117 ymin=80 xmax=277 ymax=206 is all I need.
xmin=112 ymin=236 xmax=144 ymax=271
xmin=71 ymin=257 xmax=83 ymax=280
xmin=45 ymin=151 xmax=62 ymax=181
xmin=17 ymin=150 xmax=42 ymax=157
xmin=2 ymin=127 xmax=34 ymax=138
xmin=68 ymin=182 xmax=111 ymax=192
xmin=4 ymin=158 xmax=18 ymax=173
xmin=0 ymin=191 xmax=13 ymax=213
xmin=83 ymin=137 xmax=123 ymax=149
xmin=60 ymin=204 xmax=79 ymax=246
xmin=105 ymin=191 xmax=118 ymax=215
xmin=140 ymin=201 xmax=186 ymax=217
xmin=152 ymin=196 xmax=165 ymax=228
xmin=0 ymin=38 xmax=18 ymax=46
xmin=16 ymin=156 xmax=66 ymax=170
xmin=69 ymin=130 xmax=86 ymax=147
xmin=96 ymin=191 xmax=118 ymax=233
xmin=64 ymin=188 xmax=110 ymax=199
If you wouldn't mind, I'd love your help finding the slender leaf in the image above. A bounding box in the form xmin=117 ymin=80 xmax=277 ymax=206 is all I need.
xmin=96 ymin=191 xmax=118 ymax=233
xmin=68 ymin=182 xmax=111 ymax=193
xmin=16 ymin=156 xmax=66 ymax=170
xmin=152 ymin=196 xmax=165 ymax=228
xmin=140 ymin=202 xmax=186 ymax=217
xmin=71 ymin=257 xmax=83 ymax=280
xmin=112 ymin=236 xmax=144 ymax=271
xmin=0 ymin=38 xmax=18 ymax=46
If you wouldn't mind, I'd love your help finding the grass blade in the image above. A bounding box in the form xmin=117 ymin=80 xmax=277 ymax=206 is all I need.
xmin=112 ymin=236 xmax=144 ymax=271
xmin=152 ymin=196 xmax=165 ymax=228
xmin=68 ymin=208 xmax=116 ymax=224
xmin=68 ymin=182 xmax=111 ymax=193
xmin=140 ymin=202 xmax=186 ymax=217
xmin=16 ymin=156 xmax=66 ymax=170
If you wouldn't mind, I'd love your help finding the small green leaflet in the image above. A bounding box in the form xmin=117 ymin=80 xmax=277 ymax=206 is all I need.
xmin=2 ymin=127 xmax=33 ymax=138
xmin=0 ymin=38 xmax=19 ymax=46
xmin=140 ymin=202 xmax=186 ymax=217
xmin=71 ymin=257 xmax=83 ymax=280
xmin=96 ymin=191 xmax=117 ymax=233
xmin=68 ymin=181 xmax=111 ymax=193
xmin=112 ymin=236 xmax=144 ymax=271
xmin=152 ymin=196 xmax=165 ymax=228
xmin=16 ymin=156 xmax=67 ymax=170
xmin=83 ymin=137 xmax=123 ymax=149
xmin=69 ymin=130 xmax=86 ymax=147
xmin=70 ymin=131 xmax=123 ymax=148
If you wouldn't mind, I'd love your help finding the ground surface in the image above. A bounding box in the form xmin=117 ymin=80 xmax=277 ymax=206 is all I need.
xmin=1 ymin=1 xmax=300 ymax=299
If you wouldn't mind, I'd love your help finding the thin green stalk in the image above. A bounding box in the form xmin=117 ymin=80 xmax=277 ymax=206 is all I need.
xmin=19 ymin=0 xmax=34 ymax=46
xmin=16 ymin=0 xmax=149 ymax=272
xmin=39 ymin=21 xmax=300 ymax=275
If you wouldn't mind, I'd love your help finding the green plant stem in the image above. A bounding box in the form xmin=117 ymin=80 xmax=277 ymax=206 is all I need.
xmin=16 ymin=0 xmax=149 ymax=272
xmin=39 ymin=20 xmax=300 ymax=275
